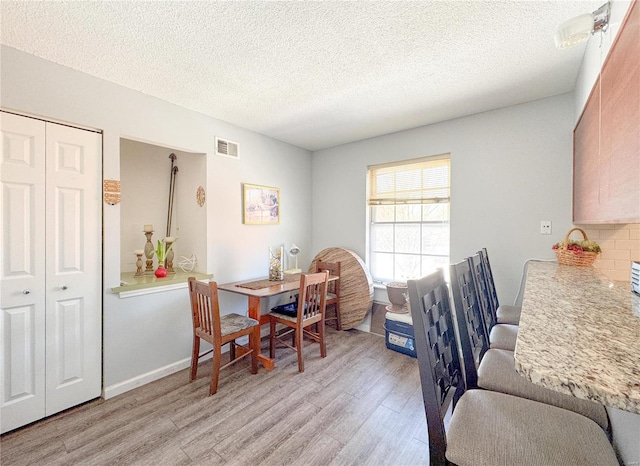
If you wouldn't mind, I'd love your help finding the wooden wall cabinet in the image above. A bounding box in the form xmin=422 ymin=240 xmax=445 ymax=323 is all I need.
xmin=573 ymin=1 xmax=640 ymax=223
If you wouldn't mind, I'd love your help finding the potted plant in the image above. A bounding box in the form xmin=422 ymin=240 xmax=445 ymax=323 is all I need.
xmin=154 ymin=239 xmax=174 ymax=278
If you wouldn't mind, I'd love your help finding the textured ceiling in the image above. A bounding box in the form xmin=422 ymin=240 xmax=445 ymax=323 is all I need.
xmin=0 ymin=1 xmax=600 ymax=151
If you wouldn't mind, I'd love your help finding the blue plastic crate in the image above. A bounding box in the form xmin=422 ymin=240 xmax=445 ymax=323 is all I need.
xmin=384 ymin=311 xmax=416 ymax=358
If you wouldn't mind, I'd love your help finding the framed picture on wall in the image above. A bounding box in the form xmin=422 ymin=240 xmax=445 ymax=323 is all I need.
xmin=243 ymin=183 xmax=280 ymax=225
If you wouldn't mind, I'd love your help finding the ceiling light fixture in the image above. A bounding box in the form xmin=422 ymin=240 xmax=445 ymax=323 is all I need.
xmin=555 ymin=2 xmax=610 ymax=49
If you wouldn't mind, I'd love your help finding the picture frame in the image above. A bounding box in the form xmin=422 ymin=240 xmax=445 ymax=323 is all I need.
xmin=243 ymin=183 xmax=280 ymax=225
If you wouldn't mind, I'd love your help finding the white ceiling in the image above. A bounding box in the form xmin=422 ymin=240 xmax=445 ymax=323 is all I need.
xmin=1 ymin=1 xmax=600 ymax=151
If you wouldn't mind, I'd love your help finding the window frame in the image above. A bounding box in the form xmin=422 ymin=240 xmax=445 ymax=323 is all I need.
xmin=367 ymin=154 xmax=451 ymax=284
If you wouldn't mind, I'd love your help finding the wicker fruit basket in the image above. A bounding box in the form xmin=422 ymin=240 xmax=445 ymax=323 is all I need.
xmin=552 ymin=227 xmax=601 ymax=267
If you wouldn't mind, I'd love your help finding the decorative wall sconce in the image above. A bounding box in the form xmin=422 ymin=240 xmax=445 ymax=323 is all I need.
xmin=196 ymin=186 xmax=206 ymax=207
xmin=103 ymin=179 xmax=121 ymax=205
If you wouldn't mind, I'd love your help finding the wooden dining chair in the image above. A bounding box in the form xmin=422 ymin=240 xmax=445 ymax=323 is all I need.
xmin=188 ymin=277 xmax=259 ymax=396
xmin=407 ymin=270 xmax=618 ymax=466
xmin=269 ymin=271 xmax=329 ymax=372
xmin=316 ymin=259 xmax=341 ymax=330
xmin=449 ymin=262 xmax=609 ymax=430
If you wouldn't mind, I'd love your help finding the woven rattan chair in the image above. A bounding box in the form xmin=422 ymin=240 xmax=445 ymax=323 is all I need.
xmin=188 ymin=278 xmax=259 ymax=396
xmin=407 ymin=269 xmax=617 ymax=466
xmin=269 ymin=271 xmax=329 ymax=372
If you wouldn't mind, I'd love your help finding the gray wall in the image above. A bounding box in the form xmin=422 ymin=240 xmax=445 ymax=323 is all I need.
xmin=1 ymin=45 xmax=313 ymax=393
xmin=311 ymin=94 xmax=574 ymax=307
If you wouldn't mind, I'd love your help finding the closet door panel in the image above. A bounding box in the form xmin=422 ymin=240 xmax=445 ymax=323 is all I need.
xmin=0 ymin=112 xmax=46 ymax=434
xmin=45 ymin=122 xmax=101 ymax=416
xmin=56 ymin=187 xmax=83 ymax=272
xmin=1 ymin=304 xmax=45 ymax=432
xmin=49 ymin=299 xmax=83 ymax=386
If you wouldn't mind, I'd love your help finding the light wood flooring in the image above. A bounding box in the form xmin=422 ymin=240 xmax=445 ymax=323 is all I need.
xmin=1 ymin=328 xmax=428 ymax=465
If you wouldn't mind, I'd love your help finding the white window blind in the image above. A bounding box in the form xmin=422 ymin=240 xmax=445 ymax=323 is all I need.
xmin=368 ymin=156 xmax=450 ymax=205
xmin=367 ymin=155 xmax=450 ymax=283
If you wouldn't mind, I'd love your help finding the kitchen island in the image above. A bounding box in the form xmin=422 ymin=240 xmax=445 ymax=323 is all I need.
xmin=514 ymin=260 xmax=640 ymax=414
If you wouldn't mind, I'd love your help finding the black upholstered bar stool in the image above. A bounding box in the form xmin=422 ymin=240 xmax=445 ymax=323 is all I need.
xmin=449 ymin=260 xmax=609 ymax=431
xmin=408 ymin=269 xmax=617 ymax=466
xmin=464 ymin=255 xmax=518 ymax=351
xmin=479 ymin=247 xmax=522 ymax=325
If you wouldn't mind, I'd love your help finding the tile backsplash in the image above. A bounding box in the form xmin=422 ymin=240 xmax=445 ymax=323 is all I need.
xmin=577 ymin=224 xmax=640 ymax=282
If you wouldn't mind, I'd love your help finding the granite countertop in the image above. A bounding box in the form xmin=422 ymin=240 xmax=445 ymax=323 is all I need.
xmin=514 ymin=261 xmax=640 ymax=414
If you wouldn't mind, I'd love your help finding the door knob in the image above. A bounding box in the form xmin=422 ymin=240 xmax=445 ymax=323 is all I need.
xmin=60 ymin=285 xmax=68 ymax=291
xmin=22 ymin=289 xmax=31 ymax=295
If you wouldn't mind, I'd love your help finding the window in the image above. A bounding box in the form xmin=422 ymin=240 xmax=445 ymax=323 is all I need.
xmin=367 ymin=155 xmax=450 ymax=283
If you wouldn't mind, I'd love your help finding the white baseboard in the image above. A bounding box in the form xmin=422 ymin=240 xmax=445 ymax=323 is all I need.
xmin=103 ymin=357 xmax=192 ymax=399
xmin=103 ymin=351 xmax=215 ymax=400
xmin=102 ymin=326 xmax=309 ymax=400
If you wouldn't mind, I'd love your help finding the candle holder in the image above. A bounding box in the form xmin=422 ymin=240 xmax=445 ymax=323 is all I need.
xmin=134 ymin=251 xmax=144 ymax=277
xmin=143 ymin=231 xmax=155 ymax=274
xmin=165 ymin=238 xmax=175 ymax=274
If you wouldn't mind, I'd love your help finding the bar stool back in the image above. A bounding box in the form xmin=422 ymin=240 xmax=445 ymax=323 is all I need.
xmin=407 ymin=270 xmax=617 ymax=466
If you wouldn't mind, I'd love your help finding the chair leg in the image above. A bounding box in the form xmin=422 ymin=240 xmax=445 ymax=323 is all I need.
xmin=270 ymin=318 xmax=276 ymax=359
xmin=296 ymin=326 xmax=304 ymax=373
xmin=190 ymin=336 xmax=200 ymax=381
xmin=209 ymin=347 xmax=222 ymax=396
xmin=250 ymin=326 xmax=259 ymax=374
xmin=335 ymin=303 xmax=342 ymax=331
xmin=229 ymin=341 xmax=236 ymax=361
xmin=319 ymin=319 xmax=327 ymax=358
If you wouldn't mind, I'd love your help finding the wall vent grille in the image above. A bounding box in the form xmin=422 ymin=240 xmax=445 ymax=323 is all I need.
xmin=215 ymin=137 xmax=239 ymax=159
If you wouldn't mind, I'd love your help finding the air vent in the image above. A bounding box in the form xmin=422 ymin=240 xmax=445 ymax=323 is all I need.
xmin=215 ymin=137 xmax=239 ymax=159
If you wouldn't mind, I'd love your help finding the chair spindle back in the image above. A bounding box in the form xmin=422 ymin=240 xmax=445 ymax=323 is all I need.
xmin=189 ymin=279 xmax=222 ymax=344
xmin=299 ymin=271 xmax=329 ymax=321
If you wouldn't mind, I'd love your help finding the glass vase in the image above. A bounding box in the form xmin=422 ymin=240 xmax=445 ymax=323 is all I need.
xmin=269 ymin=246 xmax=284 ymax=281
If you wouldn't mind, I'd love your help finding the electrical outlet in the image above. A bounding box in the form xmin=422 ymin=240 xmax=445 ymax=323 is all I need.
xmin=540 ymin=220 xmax=552 ymax=235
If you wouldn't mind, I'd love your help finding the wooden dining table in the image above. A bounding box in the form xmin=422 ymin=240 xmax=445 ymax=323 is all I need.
xmin=218 ymin=273 xmax=338 ymax=371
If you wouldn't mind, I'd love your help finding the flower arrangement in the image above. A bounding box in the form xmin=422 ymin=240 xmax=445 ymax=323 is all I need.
xmin=552 ymin=239 xmax=601 ymax=255
xmin=552 ymin=228 xmax=600 ymax=266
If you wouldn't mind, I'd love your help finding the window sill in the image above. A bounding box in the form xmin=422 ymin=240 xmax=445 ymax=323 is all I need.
xmin=111 ymin=271 xmax=213 ymax=298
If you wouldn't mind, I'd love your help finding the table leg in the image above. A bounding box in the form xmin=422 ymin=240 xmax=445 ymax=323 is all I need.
xmin=248 ymin=295 xmax=274 ymax=371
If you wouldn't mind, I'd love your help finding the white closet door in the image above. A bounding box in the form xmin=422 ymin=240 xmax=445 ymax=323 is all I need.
xmin=44 ymin=122 xmax=101 ymax=416
xmin=0 ymin=112 xmax=47 ymax=433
